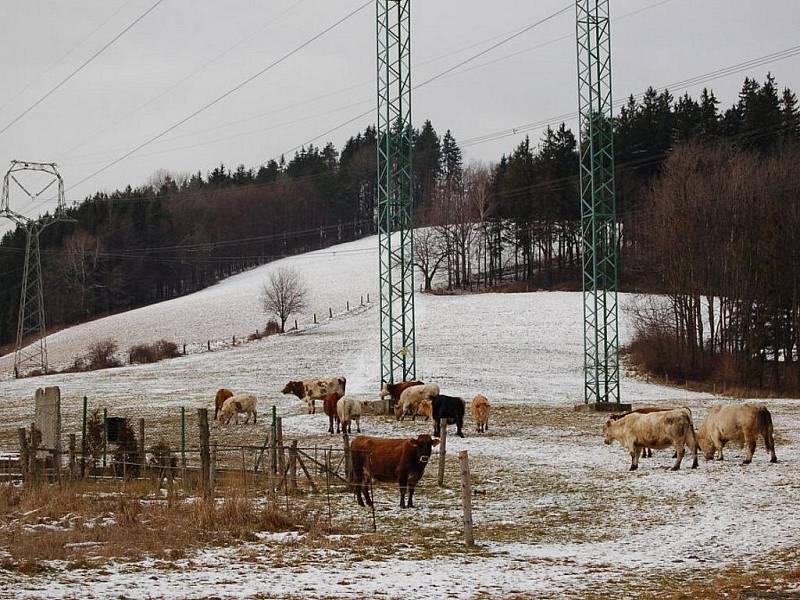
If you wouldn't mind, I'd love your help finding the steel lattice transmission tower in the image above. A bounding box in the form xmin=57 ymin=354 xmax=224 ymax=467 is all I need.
xmin=576 ymin=0 xmax=620 ymax=404
xmin=1 ymin=161 xmax=68 ymax=378
xmin=377 ymin=0 xmax=416 ymax=387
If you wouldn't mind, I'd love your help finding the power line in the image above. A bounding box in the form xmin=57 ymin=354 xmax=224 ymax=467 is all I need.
xmin=0 ymin=0 xmax=167 ymax=138
xmin=58 ymin=0 xmax=308 ymax=159
xmin=0 ymin=0 xmax=136 ymax=116
xmin=66 ymin=0 xmax=372 ymax=193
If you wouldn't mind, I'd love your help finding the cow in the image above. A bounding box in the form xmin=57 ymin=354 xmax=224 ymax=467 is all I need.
xmin=282 ymin=376 xmax=346 ymax=414
xmin=471 ymin=394 xmax=490 ymax=433
xmin=696 ymin=404 xmax=777 ymax=465
xmin=432 ymin=394 xmax=466 ymax=438
xmin=214 ymin=388 xmax=234 ymax=420
xmin=380 ymin=380 xmax=424 ymax=403
xmin=609 ymin=406 xmax=686 ymax=458
xmin=395 ymin=384 xmax=440 ymax=421
xmin=220 ymin=394 xmax=258 ymax=425
xmin=337 ymin=396 xmax=362 ymax=435
xmin=603 ymin=408 xmax=698 ymax=471
xmin=350 ymin=434 xmax=439 ymax=508
xmin=323 ymin=392 xmax=342 ymax=434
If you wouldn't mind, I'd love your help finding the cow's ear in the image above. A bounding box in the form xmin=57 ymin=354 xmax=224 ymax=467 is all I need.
xmin=431 ymin=438 xmax=440 ymax=447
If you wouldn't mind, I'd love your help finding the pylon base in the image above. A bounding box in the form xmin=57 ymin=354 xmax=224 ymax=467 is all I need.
xmin=574 ymin=402 xmax=631 ymax=413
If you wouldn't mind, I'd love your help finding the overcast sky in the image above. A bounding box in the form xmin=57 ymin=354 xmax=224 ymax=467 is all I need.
xmin=0 ymin=0 xmax=798 ymax=228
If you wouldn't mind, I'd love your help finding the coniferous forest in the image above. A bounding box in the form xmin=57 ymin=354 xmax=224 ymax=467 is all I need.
xmin=1 ymin=74 xmax=798 ymax=392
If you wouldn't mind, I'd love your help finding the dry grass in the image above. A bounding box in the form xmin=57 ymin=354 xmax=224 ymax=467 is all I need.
xmin=0 ymin=480 xmax=321 ymax=572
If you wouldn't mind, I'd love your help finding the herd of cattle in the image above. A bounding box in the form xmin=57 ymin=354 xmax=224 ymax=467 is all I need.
xmin=209 ymin=377 xmax=780 ymax=508
xmin=210 ymin=376 xmax=489 ymax=508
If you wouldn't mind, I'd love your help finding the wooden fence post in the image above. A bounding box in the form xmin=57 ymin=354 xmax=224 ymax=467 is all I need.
xmin=437 ymin=419 xmax=447 ymax=487
xmin=29 ymin=423 xmax=40 ymax=485
xmin=18 ymin=428 xmax=29 ymax=484
xmin=459 ymin=450 xmax=475 ymax=548
xmin=289 ymin=440 xmax=298 ymax=493
xmin=210 ymin=444 xmax=217 ymax=493
xmin=329 ymin=307 xmax=333 ymax=319
xmin=138 ymin=418 xmax=146 ymax=477
xmin=68 ymin=434 xmax=77 ymax=480
xmin=207 ymin=340 xmax=211 ymax=351
xmin=198 ymin=409 xmax=211 ymax=498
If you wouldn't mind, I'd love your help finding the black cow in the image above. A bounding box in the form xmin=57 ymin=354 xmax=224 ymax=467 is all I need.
xmin=432 ymin=394 xmax=465 ymax=438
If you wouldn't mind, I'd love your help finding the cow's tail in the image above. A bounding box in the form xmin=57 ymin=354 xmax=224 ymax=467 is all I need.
xmin=757 ymin=406 xmax=777 ymax=460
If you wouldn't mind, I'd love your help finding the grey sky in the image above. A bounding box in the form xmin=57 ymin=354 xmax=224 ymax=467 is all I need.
xmin=0 ymin=0 xmax=797 ymax=227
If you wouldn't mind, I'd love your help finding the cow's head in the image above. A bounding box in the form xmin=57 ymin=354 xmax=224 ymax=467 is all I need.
xmin=696 ymin=429 xmax=714 ymax=461
xmin=282 ymin=381 xmax=304 ymax=398
xmin=602 ymin=419 xmax=615 ymax=445
xmin=380 ymin=381 xmax=391 ymax=399
xmin=393 ymin=401 xmax=404 ymax=421
xmin=411 ymin=434 xmax=439 ymax=464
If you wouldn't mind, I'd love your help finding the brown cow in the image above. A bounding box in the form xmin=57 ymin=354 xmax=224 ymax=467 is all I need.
xmin=697 ymin=404 xmax=777 ymax=465
xmin=381 ymin=380 xmax=424 ymax=404
xmin=323 ymin=392 xmax=342 ymax=434
xmin=471 ymin=394 xmax=490 ymax=433
xmin=350 ymin=434 xmax=439 ymax=508
xmin=214 ymin=388 xmax=234 ymax=420
xmin=603 ymin=408 xmax=698 ymax=471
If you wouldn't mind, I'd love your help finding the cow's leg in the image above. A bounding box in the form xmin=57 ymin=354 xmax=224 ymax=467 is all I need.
xmin=671 ymin=443 xmax=685 ymax=471
xmin=629 ymin=447 xmax=640 ymax=471
xmin=457 ymin=417 xmax=465 ymax=438
xmin=407 ymin=473 xmax=420 ymax=508
xmin=354 ymin=478 xmax=365 ymax=507
xmin=688 ymin=432 xmax=699 ymax=469
xmin=712 ymin=434 xmax=724 ymax=460
xmin=253 ymin=409 xmax=257 ymax=425
xmin=765 ymin=428 xmax=778 ymax=463
xmin=356 ymin=417 xmax=361 ymax=434
xmin=363 ymin=475 xmax=373 ymax=507
xmin=328 ymin=414 xmax=333 ymax=434
xmin=742 ymin=435 xmax=756 ymax=465
xmin=399 ymin=473 xmax=409 ymax=508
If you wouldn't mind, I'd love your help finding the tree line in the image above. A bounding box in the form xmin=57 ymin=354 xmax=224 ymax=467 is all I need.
xmin=1 ymin=73 xmax=798 ymax=393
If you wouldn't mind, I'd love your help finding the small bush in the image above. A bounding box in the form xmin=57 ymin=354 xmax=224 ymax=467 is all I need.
xmin=265 ymin=319 xmax=281 ymax=335
xmin=86 ymin=338 xmax=121 ymax=370
xmin=128 ymin=339 xmax=180 ymax=364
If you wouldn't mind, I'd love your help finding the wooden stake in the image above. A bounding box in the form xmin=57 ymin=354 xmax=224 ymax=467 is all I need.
xmin=277 ymin=417 xmax=286 ymax=480
xmin=437 ymin=418 xmax=447 ymax=487
xmin=68 ymin=434 xmax=77 ymax=480
xmin=459 ymin=450 xmax=475 ymax=547
xmin=138 ymin=418 xmax=145 ymax=477
xmin=18 ymin=428 xmax=29 ymax=484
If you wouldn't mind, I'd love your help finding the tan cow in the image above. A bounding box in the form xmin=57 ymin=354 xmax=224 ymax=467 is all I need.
xmin=696 ymin=404 xmax=777 ymax=465
xmin=603 ymin=408 xmax=699 ymax=471
xmin=471 ymin=395 xmax=490 ymax=433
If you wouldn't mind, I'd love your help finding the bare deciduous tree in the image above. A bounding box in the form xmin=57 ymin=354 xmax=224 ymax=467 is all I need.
xmin=414 ymin=227 xmax=447 ymax=292
xmin=260 ymin=267 xmax=308 ymax=333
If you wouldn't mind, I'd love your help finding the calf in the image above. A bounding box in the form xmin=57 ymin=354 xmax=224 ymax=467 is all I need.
xmin=603 ymin=408 xmax=698 ymax=471
xmin=214 ymin=388 xmax=234 ymax=420
xmin=432 ymin=394 xmax=466 ymax=438
xmin=697 ymin=404 xmax=777 ymax=465
xmin=220 ymin=394 xmax=258 ymax=425
xmin=337 ymin=396 xmax=362 ymax=435
xmin=350 ymin=434 xmax=439 ymax=508
xmin=323 ymin=392 xmax=342 ymax=434
xmin=470 ymin=394 xmax=490 ymax=433
xmin=395 ymin=384 xmax=440 ymax=421
xmin=380 ymin=380 xmax=424 ymax=403
xmin=282 ymin=376 xmax=346 ymax=414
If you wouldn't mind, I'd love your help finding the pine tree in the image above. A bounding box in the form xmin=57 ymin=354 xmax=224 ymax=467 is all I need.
xmin=781 ymin=87 xmax=800 ymax=141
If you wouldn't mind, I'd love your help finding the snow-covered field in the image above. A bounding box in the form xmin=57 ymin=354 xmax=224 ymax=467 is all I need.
xmin=1 ymin=234 xmax=799 ymax=598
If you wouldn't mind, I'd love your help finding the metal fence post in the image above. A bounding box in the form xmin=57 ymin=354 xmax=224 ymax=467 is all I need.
xmin=271 ymin=406 xmax=277 ymax=474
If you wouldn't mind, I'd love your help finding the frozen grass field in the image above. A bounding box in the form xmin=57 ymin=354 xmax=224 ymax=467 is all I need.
xmin=0 ymin=235 xmax=798 ymax=598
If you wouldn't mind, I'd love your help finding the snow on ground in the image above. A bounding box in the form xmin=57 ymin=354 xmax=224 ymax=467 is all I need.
xmin=1 ymin=234 xmax=799 ymax=598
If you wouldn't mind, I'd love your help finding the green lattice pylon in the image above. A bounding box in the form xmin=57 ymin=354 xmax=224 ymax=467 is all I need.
xmin=576 ymin=0 xmax=620 ymax=404
xmin=377 ymin=0 xmax=416 ymax=387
